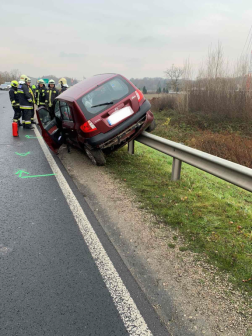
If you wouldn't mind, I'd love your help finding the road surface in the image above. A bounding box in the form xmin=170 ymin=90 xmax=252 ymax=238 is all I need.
xmin=0 ymin=91 xmax=169 ymax=336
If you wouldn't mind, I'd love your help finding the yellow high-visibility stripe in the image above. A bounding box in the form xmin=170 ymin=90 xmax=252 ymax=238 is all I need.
xmin=20 ymin=106 xmax=33 ymax=109
xmin=25 ymin=121 xmax=31 ymax=124
xmin=11 ymin=100 xmax=15 ymax=103
xmin=49 ymin=90 xmax=52 ymax=107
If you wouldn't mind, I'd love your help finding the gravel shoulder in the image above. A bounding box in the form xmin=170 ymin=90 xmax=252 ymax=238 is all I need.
xmin=59 ymin=146 xmax=251 ymax=336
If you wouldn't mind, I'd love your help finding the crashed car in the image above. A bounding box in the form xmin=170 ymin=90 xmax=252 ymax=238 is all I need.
xmin=36 ymin=73 xmax=155 ymax=165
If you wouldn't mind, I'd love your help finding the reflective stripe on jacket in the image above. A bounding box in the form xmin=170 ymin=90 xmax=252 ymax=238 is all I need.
xmin=45 ymin=87 xmax=59 ymax=107
xmin=35 ymin=85 xmax=47 ymax=105
xmin=29 ymin=86 xmax=35 ymax=104
xmin=17 ymin=83 xmax=33 ymax=110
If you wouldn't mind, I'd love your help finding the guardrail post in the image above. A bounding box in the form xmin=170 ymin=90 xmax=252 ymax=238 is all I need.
xmin=171 ymin=158 xmax=182 ymax=181
xmin=128 ymin=140 xmax=135 ymax=155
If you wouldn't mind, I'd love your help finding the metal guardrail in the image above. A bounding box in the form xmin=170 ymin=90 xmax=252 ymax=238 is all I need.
xmin=128 ymin=131 xmax=252 ymax=192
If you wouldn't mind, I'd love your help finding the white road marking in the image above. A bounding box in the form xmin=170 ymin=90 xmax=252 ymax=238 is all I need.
xmin=34 ymin=127 xmax=153 ymax=336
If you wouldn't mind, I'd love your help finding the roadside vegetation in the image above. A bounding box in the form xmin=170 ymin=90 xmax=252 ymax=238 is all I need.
xmin=106 ymin=143 xmax=252 ymax=296
xmin=151 ymin=104 xmax=252 ymax=168
xmin=105 ymin=45 xmax=252 ymax=296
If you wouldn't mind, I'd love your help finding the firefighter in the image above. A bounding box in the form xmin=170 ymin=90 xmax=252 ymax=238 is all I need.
xmin=45 ymin=79 xmax=59 ymax=118
xmin=35 ymin=79 xmax=47 ymax=107
xmin=17 ymin=74 xmax=34 ymax=129
xmin=62 ymin=83 xmax=69 ymax=92
xmin=9 ymin=80 xmax=21 ymax=126
xmin=27 ymin=78 xmax=36 ymax=124
xmin=58 ymin=77 xmax=68 ymax=92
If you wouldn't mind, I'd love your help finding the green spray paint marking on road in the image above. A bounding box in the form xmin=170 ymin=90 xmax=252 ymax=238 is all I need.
xmin=15 ymin=170 xmax=55 ymax=179
xmin=15 ymin=170 xmax=30 ymax=177
xmin=15 ymin=152 xmax=30 ymax=156
xmin=25 ymin=135 xmax=42 ymax=139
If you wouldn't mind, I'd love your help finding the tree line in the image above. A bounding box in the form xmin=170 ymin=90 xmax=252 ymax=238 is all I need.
xmin=0 ymin=69 xmax=78 ymax=86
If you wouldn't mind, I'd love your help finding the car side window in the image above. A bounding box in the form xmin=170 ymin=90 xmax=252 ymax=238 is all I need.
xmin=37 ymin=108 xmax=52 ymax=128
xmin=54 ymin=101 xmax=61 ymax=118
xmin=60 ymin=101 xmax=73 ymax=121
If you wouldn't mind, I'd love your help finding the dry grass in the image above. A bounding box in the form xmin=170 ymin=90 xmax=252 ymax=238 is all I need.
xmin=188 ymin=131 xmax=252 ymax=168
xmin=145 ymin=93 xmax=167 ymax=100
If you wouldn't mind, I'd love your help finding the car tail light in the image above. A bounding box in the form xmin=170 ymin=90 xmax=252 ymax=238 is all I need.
xmin=135 ymin=89 xmax=144 ymax=103
xmin=80 ymin=120 xmax=97 ymax=133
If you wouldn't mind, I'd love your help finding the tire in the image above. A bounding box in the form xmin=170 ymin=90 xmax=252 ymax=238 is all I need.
xmin=85 ymin=148 xmax=106 ymax=166
xmin=146 ymin=119 xmax=156 ymax=132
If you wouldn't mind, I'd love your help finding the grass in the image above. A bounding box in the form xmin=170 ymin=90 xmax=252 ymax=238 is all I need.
xmin=106 ymin=143 xmax=252 ymax=295
xmin=152 ymin=109 xmax=252 ymax=143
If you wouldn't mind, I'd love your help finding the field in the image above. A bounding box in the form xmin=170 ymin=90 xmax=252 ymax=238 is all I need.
xmin=144 ymin=93 xmax=167 ymax=100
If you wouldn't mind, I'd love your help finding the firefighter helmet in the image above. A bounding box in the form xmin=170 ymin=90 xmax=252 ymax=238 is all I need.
xmin=27 ymin=77 xmax=31 ymax=83
xmin=38 ymin=79 xmax=45 ymax=84
xmin=59 ymin=77 xmax=67 ymax=85
xmin=20 ymin=74 xmax=28 ymax=82
xmin=11 ymin=80 xmax=18 ymax=88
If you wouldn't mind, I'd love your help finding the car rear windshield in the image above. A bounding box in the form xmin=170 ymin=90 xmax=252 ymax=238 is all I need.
xmin=77 ymin=76 xmax=135 ymax=120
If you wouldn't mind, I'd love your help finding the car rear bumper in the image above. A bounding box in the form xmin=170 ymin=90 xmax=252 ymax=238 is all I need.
xmin=86 ymin=100 xmax=152 ymax=148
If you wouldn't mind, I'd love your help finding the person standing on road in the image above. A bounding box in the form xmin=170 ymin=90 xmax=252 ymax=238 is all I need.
xmin=45 ymin=79 xmax=59 ymax=118
xmin=27 ymin=78 xmax=36 ymax=124
xmin=17 ymin=74 xmax=34 ymax=129
xmin=9 ymin=80 xmax=22 ymax=126
xmin=58 ymin=77 xmax=68 ymax=92
xmin=35 ymin=79 xmax=47 ymax=108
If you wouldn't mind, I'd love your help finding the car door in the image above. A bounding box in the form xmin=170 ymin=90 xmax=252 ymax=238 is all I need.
xmin=59 ymin=101 xmax=78 ymax=145
xmin=36 ymin=104 xmax=64 ymax=153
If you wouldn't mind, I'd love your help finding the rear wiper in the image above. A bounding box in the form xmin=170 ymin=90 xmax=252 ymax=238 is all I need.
xmin=91 ymin=101 xmax=114 ymax=108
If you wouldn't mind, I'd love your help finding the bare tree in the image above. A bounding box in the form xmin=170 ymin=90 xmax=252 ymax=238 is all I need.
xmin=164 ymin=64 xmax=184 ymax=92
xmin=10 ymin=69 xmax=21 ymax=80
xmin=0 ymin=69 xmax=21 ymax=84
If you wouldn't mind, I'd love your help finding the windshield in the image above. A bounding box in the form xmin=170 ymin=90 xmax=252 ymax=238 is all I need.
xmin=77 ymin=76 xmax=135 ymax=120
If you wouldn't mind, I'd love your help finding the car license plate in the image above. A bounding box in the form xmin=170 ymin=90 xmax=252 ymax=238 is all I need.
xmin=107 ymin=106 xmax=134 ymax=126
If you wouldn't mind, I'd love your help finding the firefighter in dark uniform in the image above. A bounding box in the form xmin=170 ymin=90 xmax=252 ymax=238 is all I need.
xmin=35 ymin=79 xmax=47 ymax=107
xmin=58 ymin=77 xmax=68 ymax=92
xmin=27 ymin=78 xmax=36 ymax=124
xmin=45 ymin=79 xmax=59 ymax=118
xmin=9 ymin=80 xmax=21 ymax=126
xmin=17 ymin=74 xmax=34 ymax=129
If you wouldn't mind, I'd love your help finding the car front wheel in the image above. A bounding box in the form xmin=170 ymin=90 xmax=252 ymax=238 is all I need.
xmin=85 ymin=148 xmax=106 ymax=166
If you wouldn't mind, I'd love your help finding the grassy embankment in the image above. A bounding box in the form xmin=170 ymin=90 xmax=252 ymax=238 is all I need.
xmin=105 ymin=101 xmax=252 ymax=296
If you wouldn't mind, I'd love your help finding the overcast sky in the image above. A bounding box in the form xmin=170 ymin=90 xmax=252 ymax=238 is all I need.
xmin=1 ymin=0 xmax=252 ymax=80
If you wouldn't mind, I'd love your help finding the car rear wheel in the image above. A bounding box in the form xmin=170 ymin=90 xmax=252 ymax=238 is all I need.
xmin=85 ymin=148 xmax=106 ymax=166
xmin=146 ymin=119 xmax=156 ymax=132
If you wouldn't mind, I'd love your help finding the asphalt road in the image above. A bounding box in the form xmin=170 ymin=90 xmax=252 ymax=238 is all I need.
xmin=0 ymin=91 xmax=169 ymax=336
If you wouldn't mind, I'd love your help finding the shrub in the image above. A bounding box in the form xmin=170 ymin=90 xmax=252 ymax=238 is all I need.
xmin=188 ymin=131 xmax=252 ymax=168
xmin=150 ymin=95 xmax=177 ymax=112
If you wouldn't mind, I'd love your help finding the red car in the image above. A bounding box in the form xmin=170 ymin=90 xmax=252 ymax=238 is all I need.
xmin=36 ymin=73 xmax=155 ymax=165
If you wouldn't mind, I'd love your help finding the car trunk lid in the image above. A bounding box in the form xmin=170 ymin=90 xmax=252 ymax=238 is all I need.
xmin=90 ymin=91 xmax=140 ymax=134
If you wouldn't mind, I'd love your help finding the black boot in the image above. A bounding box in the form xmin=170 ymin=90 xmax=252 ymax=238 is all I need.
xmin=25 ymin=124 xmax=34 ymax=130
xmin=18 ymin=120 xmax=22 ymax=127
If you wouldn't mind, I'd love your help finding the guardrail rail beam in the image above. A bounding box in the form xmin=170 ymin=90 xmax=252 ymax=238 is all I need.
xmin=134 ymin=131 xmax=252 ymax=192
